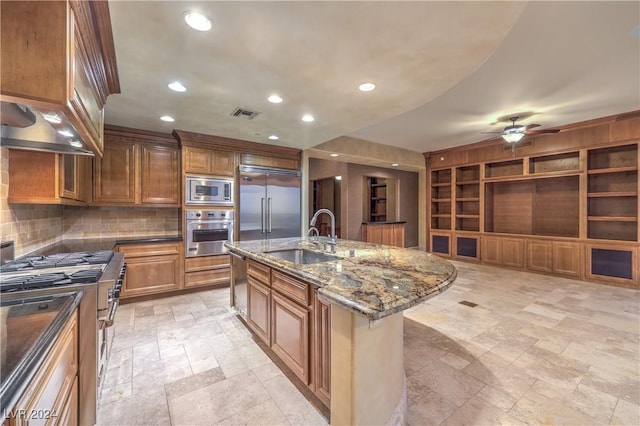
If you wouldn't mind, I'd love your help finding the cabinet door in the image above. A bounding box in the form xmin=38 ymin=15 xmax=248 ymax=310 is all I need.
xmin=271 ymin=291 xmax=310 ymax=384
xmin=94 ymin=141 xmax=137 ymax=203
xmin=364 ymin=225 xmax=382 ymax=244
xmin=247 ymin=277 xmax=271 ymax=345
xmin=59 ymin=155 xmax=77 ymax=200
xmin=381 ymin=225 xmax=394 ymax=246
xmin=76 ymin=155 xmax=92 ymax=202
xmin=481 ymin=236 xmax=502 ymax=264
xmin=140 ymin=145 xmax=179 ymax=205
xmin=526 ymin=240 xmax=553 ymax=273
xmin=553 ymin=241 xmax=582 ymax=278
xmin=392 ymin=223 xmax=405 ymax=247
xmin=120 ymin=254 xmax=181 ymax=297
xmin=502 ymin=238 xmax=524 ymax=268
xmin=212 ymin=150 xmax=235 ymax=176
xmin=183 ymin=146 xmax=213 ymax=174
xmin=313 ymin=289 xmax=331 ymax=407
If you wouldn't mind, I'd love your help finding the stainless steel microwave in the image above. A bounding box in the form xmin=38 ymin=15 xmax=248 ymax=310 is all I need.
xmin=185 ymin=176 xmax=234 ymax=205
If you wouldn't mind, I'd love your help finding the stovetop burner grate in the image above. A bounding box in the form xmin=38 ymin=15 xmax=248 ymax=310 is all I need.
xmin=0 ymin=250 xmax=114 ymax=273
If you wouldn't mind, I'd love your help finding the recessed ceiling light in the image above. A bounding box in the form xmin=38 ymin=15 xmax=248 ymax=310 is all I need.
xmin=160 ymin=115 xmax=175 ymax=122
xmin=183 ymin=11 xmax=212 ymax=31
xmin=43 ymin=113 xmax=62 ymax=124
xmin=301 ymin=114 xmax=315 ymax=122
xmin=268 ymin=135 xmax=279 ymax=140
xmin=69 ymin=140 xmax=83 ymax=148
xmin=391 ymin=163 xmax=399 ymax=167
xmin=58 ymin=129 xmax=74 ymax=137
xmin=268 ymin=94 xmax=283 ymax=104
xmin=358 ymin=82 xmax=376 ymax=92
xmin=168 ymin=81 xmax=187 ymax=92
xmin=330 ymin=153 xmax=339 ymax=157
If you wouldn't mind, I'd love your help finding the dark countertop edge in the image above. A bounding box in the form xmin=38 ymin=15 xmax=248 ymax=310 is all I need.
xmin=361 ymin=221 xmax=407 ymax=225
xmin=114 ymin=236 xmax=182 ymax=245
xmin=22 ymin=236 xmax=182 ymax=257
xmin=0 ymin=291 xmax=82 ymax=412
xmin=225 ymin=243 xmax=457 ymax=321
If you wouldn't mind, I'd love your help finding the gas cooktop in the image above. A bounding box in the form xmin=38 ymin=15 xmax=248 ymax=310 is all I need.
xmin=0 ymin=250 xmax=114 ymax=294
xmin=0 ymin=250 xmax=113 ymax=273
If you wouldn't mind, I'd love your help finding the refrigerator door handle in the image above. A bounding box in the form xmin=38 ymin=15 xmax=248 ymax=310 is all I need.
xmin=267 ymin=198 xmax=272 ymax=233
xmin=261 ymin=197 xmax=266 ymax=233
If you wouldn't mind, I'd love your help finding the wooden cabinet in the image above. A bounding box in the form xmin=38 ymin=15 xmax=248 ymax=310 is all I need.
xmin=481 ymin=236 xmax=524 ymax=268
xmin=247 ymin=275 xmax=271 ymax=345
xmin=430 ymin=232 xmax=451 ymax=257
xmin=271 ymin=291 xmax=310 ymax=384
xmin=116 ymin=242 xmax=183 ymax=298
xmin=431 ymin=169 xmax=452 ymax=230
xmin=313 ymin=288 xmax=331 ymax=407
xmin=1 ymin=0 xmax=119 ymax=157
xmin=455 ymin=165 xmax=480 ymax=232
xmin=454 ymin=235 xmax=479 ymax=260
xmin=94 ymin=140 xmax=137 ymax=204
xmin=7 ymin=150 xmax=91 ymax=205
xmin=242 ymin=259 xmax=330 ymax=408
xmin=183 ymin=146 xmax=235 ymax=177
xmin=94 ymin=127 xmax=180 ymax=206
xmin=240 ymin=153 xmax=298 ymax=170
xmin=6 ymin=310 xmax=78 ymax=426
xmin=184 ymin=255 xmax=230 ymax=288
xmin=362 ymin=223 xmax=405 ymax=247
xmin=141 ymin=145 xmax=180 ymax=204
xmin=586 ymin=243 xmax=637 ymax=287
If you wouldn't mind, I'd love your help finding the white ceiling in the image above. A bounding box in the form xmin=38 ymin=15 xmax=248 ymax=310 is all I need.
xmin=105 ymin=1 xmax=640 ymax=156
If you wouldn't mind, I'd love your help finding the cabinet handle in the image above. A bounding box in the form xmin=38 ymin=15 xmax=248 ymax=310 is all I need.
xmin=268 ymin=198 xmax=272 ymax=233
xmin=261 ymin=198 xmax=266 ymax=233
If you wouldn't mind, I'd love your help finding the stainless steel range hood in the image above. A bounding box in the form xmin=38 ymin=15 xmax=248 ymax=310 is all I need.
xmin=0 ymin=102 xmax=94 ymax=156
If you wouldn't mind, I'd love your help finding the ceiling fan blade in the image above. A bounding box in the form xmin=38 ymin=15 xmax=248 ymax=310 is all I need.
xmin=525 ymin=123 xmax=541 ymax=130
xmin=526 ymin=128 xmax=560 ymax=135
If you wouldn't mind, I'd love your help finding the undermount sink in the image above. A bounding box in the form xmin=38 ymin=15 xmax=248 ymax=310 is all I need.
xmin=265 ymin=248 xmax=340 ymax=264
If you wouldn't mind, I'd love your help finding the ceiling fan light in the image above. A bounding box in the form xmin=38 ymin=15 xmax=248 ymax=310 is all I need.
xmin=502 ymin=132 xmax=525 ymax=143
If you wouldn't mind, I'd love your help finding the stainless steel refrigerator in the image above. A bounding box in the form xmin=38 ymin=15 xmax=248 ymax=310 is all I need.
xmin=238 ymin=165 xmax=301 ymax=241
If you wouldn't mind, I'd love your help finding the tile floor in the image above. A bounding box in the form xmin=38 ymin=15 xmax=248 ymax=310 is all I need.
xmin=97 ymin=261 xmax=640 ymax=425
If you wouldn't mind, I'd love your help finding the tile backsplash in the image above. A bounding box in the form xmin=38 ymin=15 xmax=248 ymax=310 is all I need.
xmin=62 ymin=206 xmax=180 ymax=239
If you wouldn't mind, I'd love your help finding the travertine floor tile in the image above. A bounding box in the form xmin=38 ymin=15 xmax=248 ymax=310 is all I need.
xmin=99 ymin=261 xmax=640 ymax=426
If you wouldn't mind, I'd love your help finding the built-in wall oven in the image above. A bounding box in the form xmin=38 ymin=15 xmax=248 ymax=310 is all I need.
xmin=185 ymin=210 xmax=234 ymax=257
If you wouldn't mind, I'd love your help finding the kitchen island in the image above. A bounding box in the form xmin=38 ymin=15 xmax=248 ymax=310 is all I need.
xmin=225 ymin=237 xmax=457 ymax=425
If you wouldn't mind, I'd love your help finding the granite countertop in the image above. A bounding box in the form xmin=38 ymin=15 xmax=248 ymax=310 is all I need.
xmin=225 ymin=238 xmax=457 ymax=320
xmin=0 ymin=292 xmax=82 ymax=412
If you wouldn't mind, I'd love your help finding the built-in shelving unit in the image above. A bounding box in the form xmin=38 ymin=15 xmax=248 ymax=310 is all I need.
xmin=367 ymin=177 xmax=387 ymax=222
xmin=425 ymin=113 xmax=640 ymax=288
xmin=431 ymin=169 xmax=452 ymax=230
xmin=587 ymin=144 xmax=638 ymax=241
xmin=455 ymin=165 xmax=480 ymax=232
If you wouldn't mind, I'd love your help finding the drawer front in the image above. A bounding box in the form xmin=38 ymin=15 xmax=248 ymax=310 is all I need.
xmin=185 ymin=255 xmax=230 ymax=272
xmin=185 ymin=268 xmax=230 ymax=288
xmin=247 ymin=259 xmax=270 ymax=284
xmin=13 ymin=312 xmax=78 ymax=425
xmin=117 ymin=242 xmax=181 ymax=258
xmin=272 ymin=270 xmax=309 ymax=305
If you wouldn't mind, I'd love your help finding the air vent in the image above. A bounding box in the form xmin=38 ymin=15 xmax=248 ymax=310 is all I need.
xmin=231 ymin=107 xmax=260 ymax=120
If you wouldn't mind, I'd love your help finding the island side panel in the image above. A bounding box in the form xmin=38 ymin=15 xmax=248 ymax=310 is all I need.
xmin=330 ymin=307 xmax=406 ymax=426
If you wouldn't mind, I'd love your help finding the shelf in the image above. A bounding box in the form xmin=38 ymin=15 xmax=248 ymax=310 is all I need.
xmin=588 ymin=216 xmax=637 ymax=222
xmin=371 ymin=213 xmax=387 ymax=217
xmin=456 ymin=180 xmax=480 ymax=185
xmin=432 ymin=182 xmax=452 ymax=187
xmin=371 ymin=197 xmax=387 ymax=201
xmin=588 ymin=166 xmax=637 ymax=175
xmin=456 ymin=214 xmax=479 ymax=219
xmin=588 ymin=192 xmax=637 ymax=198
xmin=432 ymin=214 xmax=451 ymax=218
xmin=432 ymin=198 xmax=451 ymax=202
xmin=456 ymin=197 xmax=479 ymax=202
xmin=371 ymin=183 xmax=387 ymax=188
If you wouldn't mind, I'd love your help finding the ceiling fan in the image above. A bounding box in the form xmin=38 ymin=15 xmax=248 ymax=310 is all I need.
xmin=482 ymin=116 xmax=559 ymax=143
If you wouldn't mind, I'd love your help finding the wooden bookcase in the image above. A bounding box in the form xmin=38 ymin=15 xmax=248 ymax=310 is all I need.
xmin=367 ymin=177 xmax=388 ymax=222
xmin=426 ymin=126 xmax=639 ymax=287
xmin=431 ymin=169 xmax=452 ymax=230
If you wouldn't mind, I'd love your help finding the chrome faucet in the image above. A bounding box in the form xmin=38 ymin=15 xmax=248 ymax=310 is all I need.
xmin=307 ymin=226 xmax=320 ymax=246
xmin=310 ymin=208 xmax=337 ymax=253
